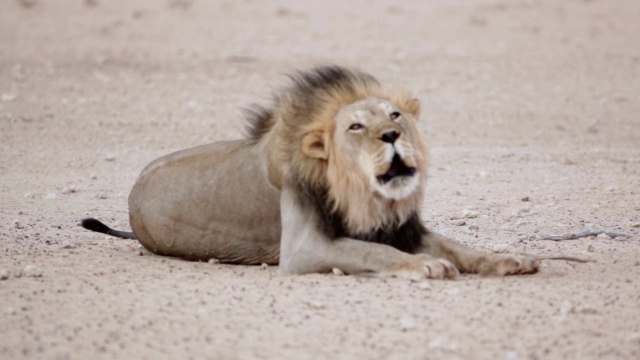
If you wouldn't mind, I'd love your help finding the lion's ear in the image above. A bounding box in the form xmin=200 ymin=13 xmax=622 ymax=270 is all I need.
xmin=301 ymin=130 xmax=329 ymax=160
xmin=405 ymin=98 xmax=421 ymax=119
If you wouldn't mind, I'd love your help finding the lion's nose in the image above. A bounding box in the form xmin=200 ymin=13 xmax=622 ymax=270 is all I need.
xmin=380 ymin=130 xmax=400 ymax=143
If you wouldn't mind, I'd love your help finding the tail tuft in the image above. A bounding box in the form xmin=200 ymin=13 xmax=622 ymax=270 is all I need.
xmin=80 ymin=218 xmax=136 ymax=239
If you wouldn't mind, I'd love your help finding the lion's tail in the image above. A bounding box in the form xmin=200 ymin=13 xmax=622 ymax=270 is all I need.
xmin=80 ymin=218 xmax=136 ymax=239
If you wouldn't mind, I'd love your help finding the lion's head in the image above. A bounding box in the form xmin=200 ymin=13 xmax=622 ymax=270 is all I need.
xmin=246 ymin=66 xmax=428 ymax=234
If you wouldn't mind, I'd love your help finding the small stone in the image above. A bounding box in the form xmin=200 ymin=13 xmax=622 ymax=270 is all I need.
xmin=444 ymin=287 xmax=460 ymax=295
xmin=207 ymin=258 xmax=220 ymax=264
xmin=587 ymin=244 xmax=595 ymax=252
xmin=95 ymin=193 xmax=108 ymax=199
xmin=44 ymin=193 xmax=57 ymax=200
xmin=62 ymin=185 xmax=78 ymax=194
xmin=558 ymin=300 xmax=573 ymax=320
xmin=631 ymin=223 xmax=640 ymax=228
xmin=468 ymin=225 xmax=479 ymax=231
xmin=627 ymin=332 xmax=640 ymax=344
xmin=3 ymin=307 xmax=17 ymax=315
xmin=13 ymin=219 xmax=24 ymax=229
xmin=521 ymin=196 xmax=530 ymax=202
xmin=417 ymin=281 xmax=431 ymax=290
xmin=331 ymin=267 xmax=345 ymax=276
xmin=306 ymin=300 xmax=325 ymax=310
xmin=22 ymin=264 xmax=43 ymax=277
xmin=105 ymin=153 xmax=116 ymax=161
xmin=461 ymin=209 xmax=479 ymax=219
xmin=260 ymin=263 xmax=269 ymax=269
xmin=0 ymin=269 xmax=10 ymax=280
xmin=1 ymin=93 xmax=18 ymax=102
xmin=428 ymin=336 xmax=459 ymax=351
xmin=492 ymin=244 xmax=511 ymax=253
xmin=451 ymin=219 xmax=466 ymax=226
xmin=399 ymin=315 xmax=416 ymax=330
xmin=597 ymin=233 xmax=612 ymax=240
xmin=506 ymin=350 xmax=519 ymax=360
xmin=90 ymin=173 xmax=98 ymax=180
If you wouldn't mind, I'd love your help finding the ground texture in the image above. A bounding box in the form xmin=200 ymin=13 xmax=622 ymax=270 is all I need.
xmin=1 ymin=1 xmax=639 ymax=359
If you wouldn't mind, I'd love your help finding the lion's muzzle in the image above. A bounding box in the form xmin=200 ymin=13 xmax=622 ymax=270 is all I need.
xmin=377 ymin=153 xmax=416 ymax=185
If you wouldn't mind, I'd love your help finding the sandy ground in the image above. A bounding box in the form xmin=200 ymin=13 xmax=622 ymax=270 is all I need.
xmin=1 ymin=0 xmax=640 ymax=359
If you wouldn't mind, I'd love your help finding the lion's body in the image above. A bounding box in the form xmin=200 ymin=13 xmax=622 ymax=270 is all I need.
xmin=129 ymin=140 xmax=281 ymax=264
xmin=83 ymin=66 xmax=540 ymax=279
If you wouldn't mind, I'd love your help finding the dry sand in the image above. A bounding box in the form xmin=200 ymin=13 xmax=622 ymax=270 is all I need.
xmin=1 ymin=0 xmax=639 ymax=359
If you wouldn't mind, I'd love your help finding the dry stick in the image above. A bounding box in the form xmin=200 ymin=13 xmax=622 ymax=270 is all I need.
xmin=534 ymin=255 xmax=595 ymax=263
xmin=536 ymin=229 xmax=632 ymax=241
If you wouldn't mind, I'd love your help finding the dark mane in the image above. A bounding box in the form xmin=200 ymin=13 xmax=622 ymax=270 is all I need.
xmin=291 ymin=174 xmax=425 ymax=254
xmin=244 ymin=65 xmax=380 ymax=141
xmin=244 ymin=105 xmax=274 ymax=141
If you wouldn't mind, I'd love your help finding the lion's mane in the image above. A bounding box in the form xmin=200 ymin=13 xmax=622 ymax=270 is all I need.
xmin=245 ymin=66 xmax=427 ymax=245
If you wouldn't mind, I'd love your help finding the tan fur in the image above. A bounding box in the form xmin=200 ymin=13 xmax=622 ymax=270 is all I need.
xmin=92 ymin=66 xmax=539 ymax=279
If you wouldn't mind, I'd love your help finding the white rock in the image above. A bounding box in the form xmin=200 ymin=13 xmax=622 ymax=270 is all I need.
xmin=597 ymin=233 xmax=612 ymax=240
xmin=491 ymin=244 xmax=511 ymax=253
xmin=428 ymin=336 xmax=459 ymax=351
xmin=44 ymin=193 xmax=57 ymax=200
xmin=207 ymin=258 xmax=220 ymax=264
xmin=22 ymin=264 xmax=43 ymax=277
xmin=13 ymin=219 xmax=24 ymax=229
xmin=62 ymin=185 xmax=78 ymax=194
xmin=3 ymin=307 xmax=17 ymax=315
xmin=260 ymin=263 xmax=269 ymax=269
xmin=1 ymin=93 xmax=18 ymax=102
xmin=105 ymin=153 xmax=116 ymax=161
xmin=451 ymin=219 xmax=466 ymax=226
xmin=461 ymin=209 xmax=479 ymax=219
xmin=417 ymin=281 xmax=431 ymax=290
xmin=306 ymin=300 xmax=325 ymax=310
xmin=331 ymin=267 xmax=345 ymax=276
xmin=0 ymin=269 xmax=10 ymax=280
xmin=557 ymin=300 xmax=573 ymax=321
xmin=506 ymin=350 xmax=519 ymax=360
xmin=399 ymin=315 xmax=416 ymax=330
xmin=627 ymin=332 xmax=640 ymax=344
xmin=444 ymin=287 xmax=460 ymax=295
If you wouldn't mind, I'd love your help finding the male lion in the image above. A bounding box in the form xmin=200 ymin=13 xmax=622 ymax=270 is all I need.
xmin=82 ymin=66 xmax=539 ymax=279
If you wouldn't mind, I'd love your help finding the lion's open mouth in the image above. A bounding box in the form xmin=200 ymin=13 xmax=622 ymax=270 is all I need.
xmin=377 ymin=154 xmax=416 ymax=184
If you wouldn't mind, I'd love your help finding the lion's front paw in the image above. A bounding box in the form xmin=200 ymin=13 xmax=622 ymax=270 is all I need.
xmin=479 ymin=254 xmax=539 ymax=276
xmin=388 ymin=256 xmax=459 ymax=280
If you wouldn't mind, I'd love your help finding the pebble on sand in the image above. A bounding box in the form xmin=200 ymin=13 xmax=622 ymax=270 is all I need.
xmin=22 ymin=264 xmax=43 ymax=277
xmin=461 ymin=209 xmax=479 ymax=219
xmin=0 ymin=269 xmax=10 ymax=280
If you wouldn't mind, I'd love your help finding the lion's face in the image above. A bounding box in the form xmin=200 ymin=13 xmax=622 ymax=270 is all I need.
xmin=331 ymin=98 xmax=425 ymax=200
xmin=299 ymin=96 xmax=427 ymax=233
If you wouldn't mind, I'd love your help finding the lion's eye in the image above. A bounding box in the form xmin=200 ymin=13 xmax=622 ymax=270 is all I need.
xmin=389 ymin=111 xmax=401 ymax=120
xmin=349 ymin=123 xmax=364 ymax=131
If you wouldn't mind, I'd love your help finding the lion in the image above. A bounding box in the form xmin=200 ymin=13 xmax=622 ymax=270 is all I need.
xmin=81 ymin=65 xmax=539 ymax=279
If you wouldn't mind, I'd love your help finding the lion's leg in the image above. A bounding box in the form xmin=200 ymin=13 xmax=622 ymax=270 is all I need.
xmin=418 ymin=230 xmax=539 ymax=276
xmin=279 ymin=188 xmax=457 ymax=280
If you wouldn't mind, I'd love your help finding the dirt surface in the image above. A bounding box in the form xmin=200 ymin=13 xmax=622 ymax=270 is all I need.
xmin=1 ymin=0 xmax=640 ymax=359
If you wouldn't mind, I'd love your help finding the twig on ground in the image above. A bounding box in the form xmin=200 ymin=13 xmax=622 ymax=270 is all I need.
xmin=536 ymin=229 xmax=632 ymax=241
xmin=534 ymin=255 xmax=595 ymax=263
